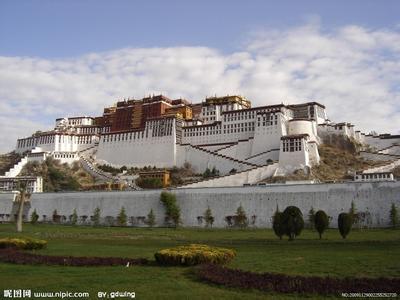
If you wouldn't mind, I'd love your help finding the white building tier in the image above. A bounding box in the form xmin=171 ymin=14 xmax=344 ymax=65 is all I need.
xmin=13 ymin=97 xmax=400 ymax=179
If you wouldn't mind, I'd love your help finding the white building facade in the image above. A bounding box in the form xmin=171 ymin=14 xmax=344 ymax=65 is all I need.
xmin=13 ymin=97 xmax=400 ymax=179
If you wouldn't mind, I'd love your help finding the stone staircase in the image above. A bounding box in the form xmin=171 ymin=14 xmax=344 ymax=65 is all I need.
xmin=178 ymin=162 xmax=278 ymax=188
xmin=79 ymin=156 xmax=115 ymax=182
xmin=378 ymin=143 xmax=400 ymax=156
xmin=244 ymin=148 xmax=280 ymax=165
xmin=3 ymin=147 xmax=47 ymax=177
xmin=361 ymin=143 xmax=400 ymax=174
xmin=190 ymin=144 xmax=258 ymax=168
xmin=363 ymin=158 xmax=400 ymax=174
xmin=77 ymin=145 xmax=114 ymax=181
xmin=4 ymin=156 xmax=28 ymax=177
xmin=360 ymin=151 xmax=400 ymax=162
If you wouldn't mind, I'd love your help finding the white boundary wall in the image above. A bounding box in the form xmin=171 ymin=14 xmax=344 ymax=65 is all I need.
xmin=0 ymin=181 xmax=398 ymax=228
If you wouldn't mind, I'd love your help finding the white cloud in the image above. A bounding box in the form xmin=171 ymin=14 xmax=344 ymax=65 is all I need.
xmin=0 ymin=23 xmax=399 ymax=153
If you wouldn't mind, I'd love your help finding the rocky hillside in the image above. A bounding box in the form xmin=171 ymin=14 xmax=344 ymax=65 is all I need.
xmin=311 ymin=143 xmax=387 ymax=182
xmin=19 ymin=157 xmax=94 ymax=192
xmin=267 ymin=136 xmax=389 ymax=183
xmin=0 ymin=152 xmax=23 ymax=175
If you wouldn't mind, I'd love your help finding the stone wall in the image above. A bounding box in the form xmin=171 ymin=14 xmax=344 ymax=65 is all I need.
xmin=0 ymin=181 xmax=399 ymax=228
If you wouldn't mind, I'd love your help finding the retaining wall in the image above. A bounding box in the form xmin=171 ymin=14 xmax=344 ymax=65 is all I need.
xmin=0 ymin=181 xmax=399 ymax=228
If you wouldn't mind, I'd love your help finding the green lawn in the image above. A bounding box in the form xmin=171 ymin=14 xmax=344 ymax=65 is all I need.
xmin=0 ymin=224 xmax=399 ymax=299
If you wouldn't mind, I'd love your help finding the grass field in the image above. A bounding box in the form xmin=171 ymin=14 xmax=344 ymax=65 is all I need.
xmin=0 ymin=224 xmax=399 ymax=299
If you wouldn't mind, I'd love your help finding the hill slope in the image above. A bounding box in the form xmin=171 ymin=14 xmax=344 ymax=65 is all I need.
xmin=19 ymin=157 xmax=94 ymax=192
xmin=0 ymin=152 xmax=23 ymax=175
xmin=266 ymin=137 xmax=389 ymax=183
xmin=311 ymin=144 xmax=388 ymax=182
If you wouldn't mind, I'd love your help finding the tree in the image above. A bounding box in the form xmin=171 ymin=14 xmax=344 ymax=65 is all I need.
xmin=92 ymin=207 xmax=101 ymax=226
xmin=70 ymin=209 xmax=78 ymax=225
xmin=30 ymin=209 xmax=39 ymax=225
xmin=272 ymin=206 xmax=284 ymax=240
xmin=234 ymin=204 xmax=248 ymax=228
xmin=203 ymin=168 xmax=211 ymax=178
xmin=160 ymin=192 xmax=181 ymax=228
xmin=338 ymin=213 xmax=352 ymax=239
xmin=117 ymin=206 xmax=127 ymax=226
xmin=52 ymin=210 xmax=61 ymax=223
xmin=389 ymin=203 xmax=398 ymax=228
xmin=349 ymin=201 xmax=357 ymax=225
xmin=136 ymin=177 xmax=163 ymax=189
xmin=16 ymin=181 xmax=30 ymax=232
xmin=204 ymin=206 xmax=214 ymax=228
xmin=211 ymin=167 xmax=219 ymax=177
xmin=308 ymin=207 xmax=316 ymax=230
xmin=147 ymin=209 xmax=156 ymax=228
xmin=281 ymin=206 xmax=304 ymax=241
xmin=314 ymin=210 xmax=329 ymax=239
xmin=229 ymin=168 xmax=237 ymax=174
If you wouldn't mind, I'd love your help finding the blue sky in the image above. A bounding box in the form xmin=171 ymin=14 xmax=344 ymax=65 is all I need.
xmin=1 ymin=0 xmax=399 ymax=58
xmin=0 ymin=1 xmax=400 ymax=152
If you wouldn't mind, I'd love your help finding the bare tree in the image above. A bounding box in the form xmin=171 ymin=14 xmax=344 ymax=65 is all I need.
xmin=16 ymin=181 xmax=30 ymax=232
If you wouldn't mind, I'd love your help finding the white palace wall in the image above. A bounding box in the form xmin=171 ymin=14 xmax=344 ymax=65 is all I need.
xmin=96 ymin=134 xmax=176 ymax=168
xmin=16 ymin=134 xmax=98 ymax=154
xmin=251 ymin=113 xmax=287 ymax=157
xmin=96 ymin=118 xmax=177 ymax=168
xmin=244 ymin=149 xmax=280 ymax=165
xmin=288 ymin=120 xmax=318 ymax=141
xmin=217 ymin=139 xmax=254 ymax=161
xmin=200 ymin=144 xmax=234 ymax=152
xmin=0 ymin=181 xmax=398 ymax=228
xmin=176 ymin=145 xmax=250 ymax=174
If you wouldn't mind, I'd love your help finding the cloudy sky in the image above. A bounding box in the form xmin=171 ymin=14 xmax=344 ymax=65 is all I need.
xmin=0 ymin=0 xmax=399 ymax=153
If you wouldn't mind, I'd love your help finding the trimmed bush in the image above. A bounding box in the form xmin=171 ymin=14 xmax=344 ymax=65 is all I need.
xmin=154 ymin=244 xmax=236 ymax=266
xmin=117 ymin=207 xmax=127 ymax=226
xmin=160 ymin=192 xmax=181 ymax=227
xmin=272 ymin=208 xmax=284 ymax=240
xmin=349 ymin=201 xmax=358 ymax=225
xmin=0 ymin=238 xmax=47 ymax=250
xmin=234 ymin=205 xmax=248 ymax=228
xmin=281 ymin=206 xmax=304 ymax=241
xmin=204 ymin=207 xmax=214 ymax=228
xmin=338 ymin=213 xmax=352 ymax=239
xmin=30 ymin=209 xmax=39 ymax=224
xmin=314 ymin=210 xmax=329 ymax=239
xmin=146 ymin=209 xmax=156 ymax=227
xmin=92 ymin=207 xmax=101 ymax=226
xmin=389 ymin=203 xmax=398 ymax=228
xmin=308 ymin=207 xmax=315 ymax=230
xmin=70 ymin=209 xmax=78 ymax=225
xmin=52 ymin=210 xmax=61 ymax=223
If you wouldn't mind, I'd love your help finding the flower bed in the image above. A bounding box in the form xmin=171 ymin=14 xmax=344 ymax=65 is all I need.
xmin=0 ymin=248 xmax=149 ymax=267
xmin=197 ymin=264 xmax=400 ymax=295
xmin=155 ymin=244 xmax=236 ymax=266
xmin=0 ymin=238 xmax=47 ymax=250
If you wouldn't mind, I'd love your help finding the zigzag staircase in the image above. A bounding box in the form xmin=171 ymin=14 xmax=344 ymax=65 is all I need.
xmin=189 ymin=144 xmax=258 ymax=168
xmin=178 ymin=162 xmax=278 ymax=188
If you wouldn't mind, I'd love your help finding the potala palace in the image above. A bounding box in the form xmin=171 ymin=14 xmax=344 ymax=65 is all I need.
xmin=7 ymin=94 xmax=400 ymax=190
